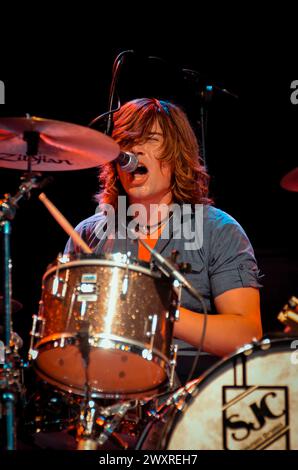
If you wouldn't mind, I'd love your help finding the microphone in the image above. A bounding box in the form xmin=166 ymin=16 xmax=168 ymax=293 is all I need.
xmin=116 ymin=151 xmax=138 ymax=172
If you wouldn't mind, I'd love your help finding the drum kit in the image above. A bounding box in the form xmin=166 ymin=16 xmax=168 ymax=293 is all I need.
xmin=0 ymin=115 xmax=298 ymax=451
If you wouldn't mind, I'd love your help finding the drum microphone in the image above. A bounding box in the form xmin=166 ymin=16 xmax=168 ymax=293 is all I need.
xmin=136 ymin=235 xmax=205 ymax=305
xmin=115 ymin=152 xmax=138 ymax=172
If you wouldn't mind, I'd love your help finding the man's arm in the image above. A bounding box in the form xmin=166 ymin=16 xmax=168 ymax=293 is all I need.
xmin=174 ymin=287 xmax=262 ymax=357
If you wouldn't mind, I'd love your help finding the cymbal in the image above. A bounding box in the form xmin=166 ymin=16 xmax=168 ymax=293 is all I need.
xmin=0 ymin=116 xmax=120 ymax=171
xmin=280 ymin=167 xmax=298 ymax=192
xmin=0 ymin=296 xmax=23 ymax=314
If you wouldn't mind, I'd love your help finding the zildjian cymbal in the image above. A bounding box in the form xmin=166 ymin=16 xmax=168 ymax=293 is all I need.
xmin=0 ymin=116 xmax=120 ymax=171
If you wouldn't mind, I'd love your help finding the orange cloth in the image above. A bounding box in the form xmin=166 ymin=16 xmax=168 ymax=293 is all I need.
xmin=137 ymin=225 xmax=163 ymax=262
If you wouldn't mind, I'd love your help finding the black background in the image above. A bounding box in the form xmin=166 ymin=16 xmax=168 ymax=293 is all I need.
xmin=1 ymin=24 xmax=298 ymax=356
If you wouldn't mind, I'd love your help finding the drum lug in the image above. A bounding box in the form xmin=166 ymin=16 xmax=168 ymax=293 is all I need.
xmin=57 ymin=253 xmax=70 ymax=264
xmin=169 ymin=344 xmax=178 ymax=389
xmin=143 ymin=314 xmax=158 ymax=359
xmin=172 ymin=280 xmax=181 ymax=321
xmin=50 ymin=255 xmax=70 ymax=298
xmin=120 ymin=273 xmax=129 ymax=299
xmin=146 ymin=314 xmax=158 ymax=337
xmin=146 ymin=313 xmax=158 ymax=339
xmin=259 ymin=337 xmax=271 ymax=350
xmin=242 ymin=343 xmax=254 ymax=356
xmin=28 ymin=313 xmax=46 ymax=360
xmin=30 ymin=313 xmax=46 ymax=338
xmin=51 ymin=274 xmax=69 ymax=299
xmin=121 ymin=252 xmax=131 ymax=300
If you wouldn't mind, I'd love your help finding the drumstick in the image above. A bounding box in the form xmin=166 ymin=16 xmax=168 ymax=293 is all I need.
xmin=38 ymin=192 xmax=93 ymax=254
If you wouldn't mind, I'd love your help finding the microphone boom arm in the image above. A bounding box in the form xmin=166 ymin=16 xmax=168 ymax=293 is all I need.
xmin=138 ymin=238 xmax=206 ymax=308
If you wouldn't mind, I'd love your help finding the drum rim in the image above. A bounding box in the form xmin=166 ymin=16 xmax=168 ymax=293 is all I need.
xmin=35 ymin=332 xmax=171 ymax=365
xmin=33 ymin=370 xmax=170 ymax=400
xmin=76 ymin=252 xmax=149 ymax=264
xmin=43 ymin=253 xmax=163 ymax=281
xmin=175 ymin=335 xmax=297 ymax=400
xmin=34 ymin=334 xmax=171 ymax=398
xmin=195 ymin=335 xmax=298 ymax=391
xmin=33 ymin=361 xmax=171 ymax=400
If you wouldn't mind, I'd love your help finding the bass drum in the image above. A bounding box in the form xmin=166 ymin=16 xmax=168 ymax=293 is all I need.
xmin=139 ymin=337 xmax=298 ymax=450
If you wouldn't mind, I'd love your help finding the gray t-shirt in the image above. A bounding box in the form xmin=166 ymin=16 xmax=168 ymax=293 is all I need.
xmin=64 ymin=205 xmax=262 ymax=370
xmin=65 ymin=205 xmax=262 ymax=305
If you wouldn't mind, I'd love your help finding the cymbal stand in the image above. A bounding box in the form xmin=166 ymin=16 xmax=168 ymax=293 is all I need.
xmin=77 ymin=391 xmax=133 ymax=450
xmin=75 ymin=322 xmax=133 ymax=450
xmin=76 ymin=321 xmax=98 ymax=450
xmin=0 ymin=130 xmax=49 ymax=449
xmin=95 ymin=401 xmax=132 ymax=449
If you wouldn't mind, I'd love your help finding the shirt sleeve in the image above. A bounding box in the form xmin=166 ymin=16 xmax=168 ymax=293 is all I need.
xmin=64 ymin=220 xmax=89 ymax=254
xmin=208 ymin=215 xmax=263 ymax=298
xmin=63 ymin=214 xmax=110 ymax=254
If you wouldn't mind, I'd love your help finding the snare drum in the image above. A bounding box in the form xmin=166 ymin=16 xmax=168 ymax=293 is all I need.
xmin=139 ymin=337 xmax=298 ymax=450
xmin=30 ymin=253 xmax=177 ymax=398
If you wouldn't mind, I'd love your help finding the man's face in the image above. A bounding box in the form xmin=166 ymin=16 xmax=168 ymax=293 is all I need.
xmin=116 ymin=121 xmax=172 ymax=204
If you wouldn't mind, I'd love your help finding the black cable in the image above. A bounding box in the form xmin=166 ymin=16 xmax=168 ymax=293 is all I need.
xmin=185 ymin=300 xmax=208 ymax=384
xmin=88 ymin=50 xmax=135 ymax=132
xmin=88 ymin=100 xmax=120 ymax=128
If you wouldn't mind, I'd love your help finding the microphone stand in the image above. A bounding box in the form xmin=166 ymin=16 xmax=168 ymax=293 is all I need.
xmin=138 ymin=238 xmax=208 ymax=384
xmin=105 ymin=50 xmax=134 ymax=136
xmin=138 ymin=239 xmax=206 ymax=308
xmin=88 ymin=50 xmax=134 ymax=132
xmin=182 ymin=67 xmax=239 ymax=170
